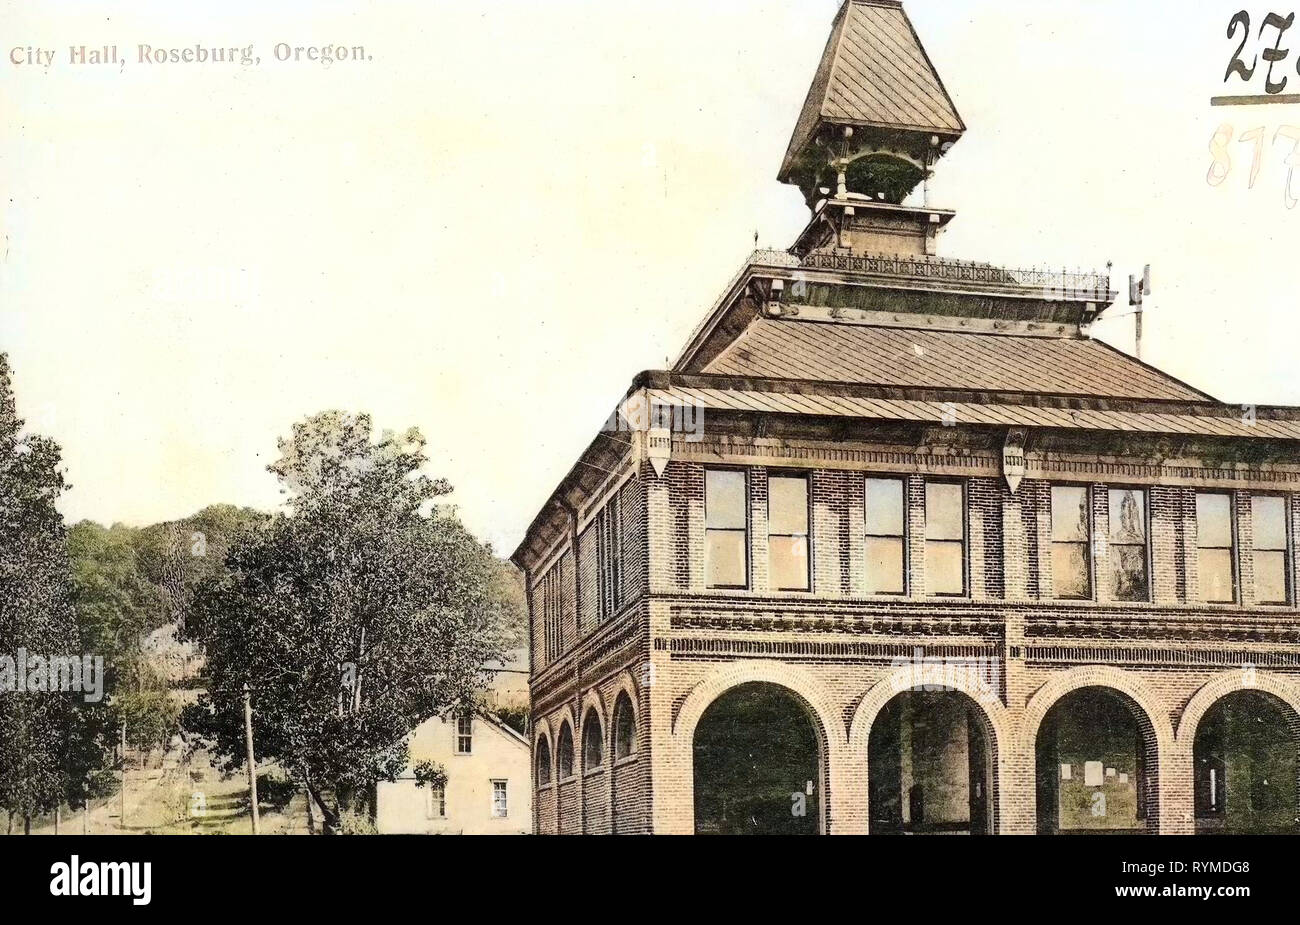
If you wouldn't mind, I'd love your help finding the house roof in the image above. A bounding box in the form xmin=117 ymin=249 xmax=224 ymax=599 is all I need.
xmin=701 ymin=318 xmax=1214 ymax=403
xmin=779 ymin=0 xmax=964 ymax=182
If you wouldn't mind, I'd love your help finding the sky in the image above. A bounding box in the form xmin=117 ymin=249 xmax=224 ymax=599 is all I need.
xmin=2 ymin=0 xmax=1298 ymax=555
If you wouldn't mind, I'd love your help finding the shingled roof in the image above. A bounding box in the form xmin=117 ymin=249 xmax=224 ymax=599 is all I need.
xmin=779 ymin=0 xmax=965 ymax=183
xmin=701 ymin=318 xmax=1215 ymax=403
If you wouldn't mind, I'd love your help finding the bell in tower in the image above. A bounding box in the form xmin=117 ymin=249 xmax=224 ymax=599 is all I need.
xmin=779 ymin=0 xmax=965 ymax=258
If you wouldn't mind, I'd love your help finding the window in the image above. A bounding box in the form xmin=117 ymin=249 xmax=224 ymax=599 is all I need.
xmin=925 ymin=481 xmax=965 ymax=596
xmin=491 ymin=780 xmax=508 ymax=818
xmin=455 ymin=714 xmax=473 ymax=755
xmin=596 ymin=493 xmax=623 ymax=621
xmin=1197 ymin=493 xmax=1236 ymax=603
xmin=426 ymin=786 xmax=446 ymax=819
xmin=1108 ymin=488 xmax=1149 ymax=602
xmin=705 ymin=469 xmax=748 ymax=589
xmin=582 ymin=709 xmax=604 ymax=771
xmin=768 ymin=474 xmax=810 ymax=591
xmin=540 ymin=564 xmax=564 ymax=662
xmin=557 ymin=723 xmax=574 ymax=779
xmin=865 ymin=477 xmax=906 ymax=594
xmin=1253 ymin=495 xmax=1290 ymax=605
xmin=536 ymin=736 xmax=552 ymax=787
xmin=1052 ymin=486 xmax=1092 ymax=600
xmin=613 ymin=692 xmax=636 ymax=760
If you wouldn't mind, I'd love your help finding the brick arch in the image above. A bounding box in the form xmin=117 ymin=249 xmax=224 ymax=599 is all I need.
xmin=579 ymin=689 xmax=608 ymax=772
xmin=550 ymin=705 xmax=578 ymax=780
xmin=1021 ymin=666 xmax=1175 ymax=835
xmin=849 ymin=664 xmax=1012 ymax=834
xmin=533 ymin=718 xmax=554 ymax=788
xmin=1176 ymin=671 xmax=1300 ymax=743
xmin=610 ymin=671 xmax=641 ymax=756
xmin=671 ymin=660 xmax=846 ymax=835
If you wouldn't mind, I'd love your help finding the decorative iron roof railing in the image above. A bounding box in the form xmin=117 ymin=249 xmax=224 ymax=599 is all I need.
xmin=797 ymin=251 xmax=1114 ymax=301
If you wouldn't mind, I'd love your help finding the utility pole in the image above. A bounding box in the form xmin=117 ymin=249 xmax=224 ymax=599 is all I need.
xmin=1128 ymin=264 xmax=1151 ymax=360
xmin=119 ymin=721 xmax=127 ymax=831
xmin=243 ymin=683 xmax=260 ymax=834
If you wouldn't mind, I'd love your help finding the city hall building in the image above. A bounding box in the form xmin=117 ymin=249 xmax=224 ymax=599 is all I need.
xmin=512 ymin=0 xmax=1300 ymax=835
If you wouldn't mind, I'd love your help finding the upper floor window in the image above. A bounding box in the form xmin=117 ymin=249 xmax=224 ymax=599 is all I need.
xmin=925 ymin=481 xmax=965 ymax=596
xmin=1253 ymin=495 xmax=1290 ymax=605
xmin=768 ymin=474 xmax=810 ymax=591
xmin=1108 ymin=488 xmax=1149 ymax=602
xmin=865 ymin=477 xmax=906 ymax=595
xmin=1197 ymin=492 xmax=1237 ymax=603
xmin=1052 ymin=485 xmax=1092 ymax=600
xmin=455 ymin=714 xmax=473 ymax=755
xmin=705 ymin=469 xmax=748 ymax=589
xmin=596 ymin=494 xmax=624 ymax=621
xmin=540 ymin=564 xmax=564 ymax=663
xmin=491 ymin=780 xmax=508 ymax=818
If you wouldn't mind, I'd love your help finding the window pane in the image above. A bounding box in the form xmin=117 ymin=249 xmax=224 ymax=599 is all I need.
xmin=1253 ymin=496 xmax=1288 ymax=551
xmin=706 ymin=470 xmax=747 ymax=529
xmin=865 ymin=536 xmax=905 ymax=594
xmin=1111 ymin=545 xmax=1149 ymax=601
xmin=769 ymin=536 xmax=810 ymax=591
xmin=706 ymin=530 xmax=747 ymax=588
xmin=1197 ymin=494 xmax=1234 ymax=549
xmin=866 ymin=478 xmax=905 ymax=536
xmin=769 ymin=476 xmax=808 ymax=536
xmin=927 ymin=540 xmax=964 ymax=595
xmin=1053 ymin=543 xmax=1091 ymax=599
xmin=1052 ymin=486 xmax=1089 ymax=542
xmin=1109 ymin=489 xmax=1146 ymax=544
xmin=1256 ymin=550 xmax=1288 ymax=604
xmin=1199 ymin=549 xmax=1235 ymax=602
xmin=925 ymin=482 xmax=963 ymax=541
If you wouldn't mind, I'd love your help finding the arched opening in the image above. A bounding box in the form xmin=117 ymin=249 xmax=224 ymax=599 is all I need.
xmin=1194 ymin=690 xmax=1300 ymax=834
xmin=692 ymin=682 xmax=824 ymax=835
xmin=1035 ymin=687 xmax=1159 ymax=834
xmin=868 ymin=690 xmax=994 ymax=835
xmin=557 ymin=722 xmax=575 ymax=780
xmin=536 ymin=736 xmax=552 ymax=787
xmin=582 ymin=709 xmax=604 ymax=771
xmin=613 ymin=692 xmax=636 ymax=760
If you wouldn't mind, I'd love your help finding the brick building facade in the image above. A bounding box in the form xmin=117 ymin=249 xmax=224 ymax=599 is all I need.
xmin=512 ymin=0 xmax=1300 ymax=835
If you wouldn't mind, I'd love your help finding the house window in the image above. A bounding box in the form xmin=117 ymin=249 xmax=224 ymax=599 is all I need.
xmin=705 ymin=469 xmax=748 ymax=589
xmin=557 ymin=723 xmax=574 ymax=779
xmin=613 ymin=692 xmax=636 ymax=760
xmin=596 ymin=493 xmax=624 ymax=621
xmin=582 ymin=708 xmax=604 ymax=771
xmin=491 ymin=780 xmax=508 ymax=818
xmin=1253 ymin=495 xmax=1290 ymax=605
xmin=426 ymin=786 xmax=446 ymax=819
xmin=455 ymin=714 xmax=473 ymax=755
xmin=1108 ymin=488 xmax=1149 ymax=602
xmin=540 ymin=563 xmax=564 ymax=663
xmin=925 ymin=481 xmax=965 ymax=596
xmin=768 ymin=474 xmax=810 ymax=591
xmin=1052 ymin=485 xmax=1092 ymax=600
xmin=865 ymin=477 xmax=906 ymax=594
xmin=536 ymin=736 xmax=552 ymax=787
xmin=1197 ymin=492 xmax=1236 ymax=603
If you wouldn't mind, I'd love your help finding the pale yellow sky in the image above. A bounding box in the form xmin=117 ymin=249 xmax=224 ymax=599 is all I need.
xmin=2 ymin=0 xmax=1297 ymax=553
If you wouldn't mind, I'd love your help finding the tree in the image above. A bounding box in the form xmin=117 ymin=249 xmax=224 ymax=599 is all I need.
xmin=182 ymin=412 xmax=512 ymax=832
xmin=0 ymin=354 xmax=102 ymax=829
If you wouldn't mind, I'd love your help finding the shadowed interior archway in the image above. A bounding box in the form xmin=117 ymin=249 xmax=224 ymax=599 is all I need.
xmin=1034 ymin=687 xmax=1161 ymax=835
xmin=868 ymin=689 xmax=994 ymax=835
xmin=1193 ymin=690 xmax=1300 ymax=834
xmin=692 ymin=682 xmax=826 ymax=835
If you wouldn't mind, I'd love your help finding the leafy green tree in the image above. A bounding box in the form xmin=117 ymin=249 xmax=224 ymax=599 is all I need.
xmin=183 ymin=412 xmax=512 ymax=832
xmin=0 ymin=354 xmax=98 ymax=830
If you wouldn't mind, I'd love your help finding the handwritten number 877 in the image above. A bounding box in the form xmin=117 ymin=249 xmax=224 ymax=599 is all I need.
xmin=1208 ymin=124 xmax=1300 ymax=208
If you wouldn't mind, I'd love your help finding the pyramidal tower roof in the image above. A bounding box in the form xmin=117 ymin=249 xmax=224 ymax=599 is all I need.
xmin=778 ymin=0 xmax=965 ymax=196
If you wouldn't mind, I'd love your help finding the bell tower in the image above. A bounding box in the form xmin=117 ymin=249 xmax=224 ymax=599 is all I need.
xmin=779 ymin=0 xmax=964 ymax=258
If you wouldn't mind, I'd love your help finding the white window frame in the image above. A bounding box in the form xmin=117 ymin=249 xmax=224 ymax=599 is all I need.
xmin=455 ymin=714 xmax=473 ymax=755
xmin=491 ymin=779 xmax=508 ymax=818
xmin=426 ymin=785 xmax=446 ymax=819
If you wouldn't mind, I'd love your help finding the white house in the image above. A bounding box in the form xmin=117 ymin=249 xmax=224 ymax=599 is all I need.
xmin=375 ymin=711 xmax=531 ymax=835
